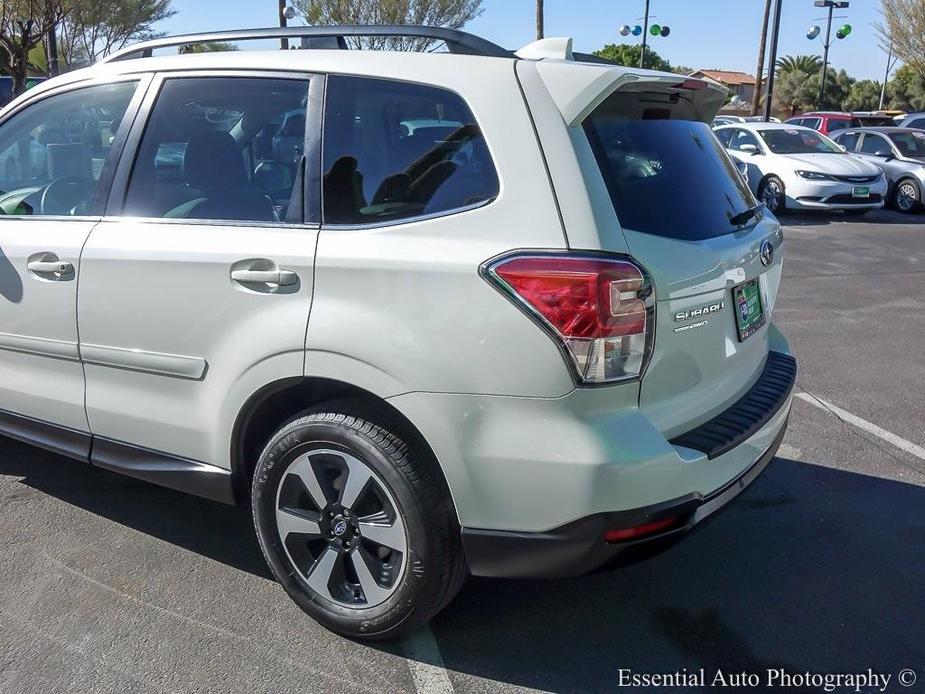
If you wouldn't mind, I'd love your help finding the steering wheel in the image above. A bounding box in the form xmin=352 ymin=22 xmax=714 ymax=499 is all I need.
xmin=40 ymin=176 xmax=96 ymax=216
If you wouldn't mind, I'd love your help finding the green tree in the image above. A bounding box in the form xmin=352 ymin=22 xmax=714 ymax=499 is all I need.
xmin=774 ymin=70 xmax=815 ymax=114
xmin=297 ymin=0 xmax=483 ymax=51
xmin=593 ymin=44 xmax=671 ymax=72
xmin=58 ymin=0 xmax=174 ymax=68
xmin=878 ymin=0 xmax=925 ymax=78
xmin=844 ymin=79 xmax=882 ymax=111
xmin=775 ymin=54 xmax=822 ymax=77
xmin=178 ymin=42 xmax=237 ymax=54
xmin=0 ymin=0 xmax=65 ymax=95
xmin=886 ymin=64 xmax=925 ymax=111
xmin=671 ymin=64 xmax=693 ymax=75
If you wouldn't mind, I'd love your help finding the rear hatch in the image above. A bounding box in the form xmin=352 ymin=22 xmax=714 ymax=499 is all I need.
xmin=577 ymin=75 xmax=783 ymax=437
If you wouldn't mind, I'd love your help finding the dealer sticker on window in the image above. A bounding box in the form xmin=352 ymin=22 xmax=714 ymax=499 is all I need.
xmin=733 ymin=279 xmax=765 ymax=341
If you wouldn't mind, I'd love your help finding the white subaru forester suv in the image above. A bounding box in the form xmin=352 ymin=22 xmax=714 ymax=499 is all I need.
xmin=0 ymin=26 xmax=795 ymax=639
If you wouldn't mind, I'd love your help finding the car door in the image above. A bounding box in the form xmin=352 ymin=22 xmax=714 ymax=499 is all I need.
xmin=0 ymin=76 xmax=145 ymax=457
xmin=77 ymin=71 xmax=320 ymax=483
xmin=724 ymin=128 xmax=763 ymax=190
xmin=858 ymin=133 xmax=901 ymax=183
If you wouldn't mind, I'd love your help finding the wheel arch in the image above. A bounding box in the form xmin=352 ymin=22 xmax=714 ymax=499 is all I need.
xmin=229 ymin=376 xmax=457 ymax=522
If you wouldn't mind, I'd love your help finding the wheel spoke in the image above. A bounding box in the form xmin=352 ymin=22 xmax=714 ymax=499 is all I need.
xmin=304 ymin=547 xmax=338 ymax=599
xmin=339 ymin=453 xmax=373 ymax=510
xmin=276 ymin=508 xmax=321 ymax=540
xmin=358 ymin=516 xmax=405 ymax=551
xmin=350 ymin=550 xmax=391 ymax=605
xmin=288 ymin=455 xmax=329 ymax=510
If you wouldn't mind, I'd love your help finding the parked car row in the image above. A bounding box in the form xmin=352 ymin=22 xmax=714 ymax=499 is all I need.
xmin=714 ymin=120 xmax=925 ymax=215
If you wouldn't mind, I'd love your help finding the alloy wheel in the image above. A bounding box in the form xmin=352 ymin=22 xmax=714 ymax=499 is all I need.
xmin=896 ymin=181 xmax=919 ymax=212
xmin=274 ymin=447 xmax=407 ymax=608
xmin=762 ymin=179 xmax=783 ymax=213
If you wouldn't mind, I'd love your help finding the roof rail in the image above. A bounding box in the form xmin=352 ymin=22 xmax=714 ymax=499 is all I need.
xmin=100 ymin=25 xmax=514 ymax=63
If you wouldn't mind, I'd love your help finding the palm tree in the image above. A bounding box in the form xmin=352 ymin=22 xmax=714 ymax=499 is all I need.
xmin=775 ymin=54 xmax=823 ymax=77
xmin=536 ymin=0 xmax=544 ymax=40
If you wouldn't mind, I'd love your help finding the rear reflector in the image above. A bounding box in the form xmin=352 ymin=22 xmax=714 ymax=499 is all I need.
xmin=603 ymin=515 xmax=681 ymax=543
xmin=484 ymin=254 xmax=653 ymax=384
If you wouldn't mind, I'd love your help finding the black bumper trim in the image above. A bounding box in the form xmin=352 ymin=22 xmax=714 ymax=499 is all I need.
xmin=462 ymin=417 xmax=788 ymax=579
xmin=670 ymin=351 xmax=796 ymax=459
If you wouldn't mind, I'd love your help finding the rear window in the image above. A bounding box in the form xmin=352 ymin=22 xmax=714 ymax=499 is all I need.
xmin=583 ymin=104 xmax=755 ymax=241
xmin=322 ymin=75 xmax=498 ymax=225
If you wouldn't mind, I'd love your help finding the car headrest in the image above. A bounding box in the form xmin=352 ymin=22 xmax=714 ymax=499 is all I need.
xmin=46 ymin=143 xmax=92 ymax=180
xmin=183 ymin=131 xmax=246 ymax=191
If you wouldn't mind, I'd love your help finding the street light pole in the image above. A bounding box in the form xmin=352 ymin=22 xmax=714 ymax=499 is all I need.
xmin=764 ymin=0 xmax=783 ymax=121
xmin=879 ymin=40 xmax=894 ymax=110
xmin=818 ymin=2 xmax=834 ymax=105
xmin=639 ymin=0 xmax=650 ymax=68
xmin=278 ymin=0 xmax=290 ymax=50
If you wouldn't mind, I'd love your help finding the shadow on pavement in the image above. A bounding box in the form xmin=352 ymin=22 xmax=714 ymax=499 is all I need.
xmin=428 ymin=458 xmax=925 ymax=693
xmin=0 ymin=437 xmax=271 ymax=579
xmin=782 ymin=209 xmax=924 ymax=227
xmin=3 ymin=440 xmax=923 ymax=693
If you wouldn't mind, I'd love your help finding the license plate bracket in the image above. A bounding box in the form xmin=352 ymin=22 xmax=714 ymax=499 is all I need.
xmin=852 ymin=185 xmax=870 ymax=198
xmin=733 ymin=279 xmax=766 ymax=342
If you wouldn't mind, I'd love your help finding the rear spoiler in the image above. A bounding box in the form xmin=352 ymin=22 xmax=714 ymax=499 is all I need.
xmin=530 ymin=54 xmax=727 ymax=127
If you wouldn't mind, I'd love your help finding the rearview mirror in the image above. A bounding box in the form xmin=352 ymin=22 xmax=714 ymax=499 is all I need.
xmin=874 ymin=150 xmax=894 ymax=160
xmin=837 ymin=144 xmax=848 ymax=152
xmin=739 ymin=143 xmax=760 ymax=154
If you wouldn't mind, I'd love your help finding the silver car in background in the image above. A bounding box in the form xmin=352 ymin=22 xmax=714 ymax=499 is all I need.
xmin=832 ymin=127 xmax=925 ymax=213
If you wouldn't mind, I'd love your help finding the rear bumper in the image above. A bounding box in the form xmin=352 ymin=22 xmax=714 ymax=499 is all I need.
xmin=462 ymin=414 xmax=788 ymax=578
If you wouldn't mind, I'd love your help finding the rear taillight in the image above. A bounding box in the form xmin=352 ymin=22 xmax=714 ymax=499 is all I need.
xmin=484 ymin=254 xmax=654 ymax=384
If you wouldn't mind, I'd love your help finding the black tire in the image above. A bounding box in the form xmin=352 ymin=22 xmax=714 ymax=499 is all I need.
xmin=758 ymin=175 xmax=787 ymax=215
xmin=891 ymin=177 xmax=921 ymax=213
xmin=252 ymin=400 xmax=466 ymax=640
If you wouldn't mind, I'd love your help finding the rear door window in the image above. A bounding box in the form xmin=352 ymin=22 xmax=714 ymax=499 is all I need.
xmin=123 ymin=76 xmax=309 ymax=223
xmin=859 ymin=133 xmax=890 ymax=155
xmin=583 ymin=99 xmax=755 ymax=241
xmin=321 ymin=75 xmax=498 ymax=225
xmin=834 ymin=132 xmax=860 ymax=151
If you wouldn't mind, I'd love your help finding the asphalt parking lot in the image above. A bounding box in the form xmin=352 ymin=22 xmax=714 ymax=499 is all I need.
xmin=2 ymin=210 xmax=924 ymax=694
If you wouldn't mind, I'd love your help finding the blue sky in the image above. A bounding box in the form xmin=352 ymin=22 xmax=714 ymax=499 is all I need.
xmin=158 ymin=1 xmax=892 ymax=81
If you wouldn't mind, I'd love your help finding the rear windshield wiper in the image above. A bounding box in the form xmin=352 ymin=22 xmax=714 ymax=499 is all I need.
xmin=729 ymin=201 xmax=766 ymax=227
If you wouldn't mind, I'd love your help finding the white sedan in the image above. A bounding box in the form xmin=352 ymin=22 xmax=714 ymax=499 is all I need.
xmin=714 ymin=123 xmax=886 ymax=214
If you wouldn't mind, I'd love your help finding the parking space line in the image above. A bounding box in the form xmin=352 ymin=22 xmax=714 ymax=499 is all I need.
xmin=795 ymin=392 xmax=925 ymax=461
xmin=401 ymin=625 xmax=454 ymax=693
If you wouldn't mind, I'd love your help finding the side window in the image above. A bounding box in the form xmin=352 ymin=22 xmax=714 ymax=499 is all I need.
xmin=804 ymin=118 xmax=822 ymax=130
xmin=729 ymin=129 xmax=760 ymax=152
xmin=909 ymin=118 xmax=925 ymax=130
xmin=714 ymin=128 xmax=734 ymax=147
xmin=836 ymin=133 xmax=859 ymax=151
xmin=322 ymin=75 xmax=499 ymax=225
xmin=859 ymin=134 xmax=889 ymax=155
xmin=124 ymin=76 xmax=309 ymax=223
xmin=0 ymin=81 xmax=138 ymax=216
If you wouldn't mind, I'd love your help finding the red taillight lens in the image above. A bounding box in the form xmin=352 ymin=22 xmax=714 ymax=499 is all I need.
xmin=603 ymin=515 xmax=681 ymax=543
xmin=487 ymin=254 xmax=653 ymax=384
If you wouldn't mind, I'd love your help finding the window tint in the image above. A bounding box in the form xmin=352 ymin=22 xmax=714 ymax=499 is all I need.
xmin=729 ymin=129 xmax=760 ymax=151
xmin=322 ymin=75 xmax=498 ymax=225
xmin=759 ymin=128 xmax=841 ymax=154
xmin=909 ymin=118 xmax=925 ymax=130
xmin=124 ymin=77 xmax=309 ymax=223
xmin=584 ymin=102 xmax=756 ymax=241
xmin=835 ymin=133 xmax=859 ymax=150
xmin=803 ymin=118 xmax=822 ymax=130
xmin=0 ymin=82 xmax=137 ymax=216
xmin=714 ymin=128 xmax=734 ymax=147
xmin=827 ymin=119 xmax=848 ymax=131
xmin=860 ymin=134 xmax=890 ymax=155
xmin=890 ymin=131 xmax=925 ymax=157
